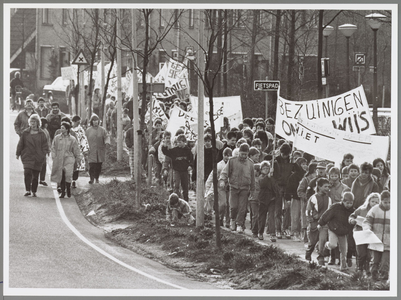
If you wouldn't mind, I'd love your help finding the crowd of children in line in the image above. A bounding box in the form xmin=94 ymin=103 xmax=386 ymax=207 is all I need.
xmin=156 ymin=116 xmax=391 ymax=280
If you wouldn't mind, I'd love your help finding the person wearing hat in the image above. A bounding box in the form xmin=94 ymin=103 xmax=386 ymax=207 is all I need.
xmin=35 ymin=97 xmax=50 ymax=118
xmin=51 ymin=121 xmax=81 ymax=198
xmin=39 ymin=117 xmax=51 ymax=186
xmin=285 ymin=157 xmax=307 ymax=242
xmin=85 ymin=115 xmax=109 ymax=184
xmin=272 ymin=142 xmax=295 ymax=239
xmin=318 ymin=191 xmax=355 ymax=271
xmin=16 ymin=114 xmax=49 ymax=197
xmin=297 ymin=162 xmax=318 ymax=244
xmin=14 ymin=100 xmax=35 ymax=136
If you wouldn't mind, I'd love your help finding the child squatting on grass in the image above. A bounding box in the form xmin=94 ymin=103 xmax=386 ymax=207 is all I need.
xmin=166 ymin=193 xmax=195 ymax=227
xmin=318 ymin=191 xmax=355 ymax=271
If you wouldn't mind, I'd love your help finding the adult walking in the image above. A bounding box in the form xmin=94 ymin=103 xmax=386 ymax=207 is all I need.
xmin=85 ymin=115 xmax=109 ymax=184
xmin=14 ymin=100 xmax=35 ymax=136
xmin=51 ymin=122 xmax=81 ymax=198
xmin=16 ymin=114 xmax=49 ymax=197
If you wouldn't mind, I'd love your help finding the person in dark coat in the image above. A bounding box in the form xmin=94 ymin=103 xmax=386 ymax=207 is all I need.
xmin=16 ymin=114 xmax=49 ymax=197
xmin=35 ymin=97 xmax=50 ymax=118
xmin=192 ymin=134 xmax=217 ymax=183
xmin=216 ymin=131 xmax=237 ymax=163
xmin=351 ymin=162 xmax=380 ymax=209
xmin=46 ymin=102 xmax=66 ymax=141
xmin=318 ymin=192 xmax=355 ymax=271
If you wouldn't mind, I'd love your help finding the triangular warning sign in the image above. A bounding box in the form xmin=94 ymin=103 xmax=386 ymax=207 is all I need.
xmin=72 ymin=49 xmax=89 ymax=65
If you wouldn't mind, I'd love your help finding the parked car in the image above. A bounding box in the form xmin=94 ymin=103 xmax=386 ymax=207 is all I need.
xmin=43 ymin=77 xmax=71 ymax=113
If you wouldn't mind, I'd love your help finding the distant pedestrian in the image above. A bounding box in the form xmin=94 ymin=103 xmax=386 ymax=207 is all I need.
xmin=71 ymin=115 xmax=89 ymax=188
xmin=51 ymin=122 xmax=81 ymax=198
xmin=35 ymin=97 xmax=50 ymax=118
xmin=39 ymin=118 xmax=51 ymax=187
xmin=85 ymin=115 xmax=109 ymax=184
xmin=46 ymin=102 xmax=66 ymax=141
xmin=16 ymin=114 xmax=49 ymax=197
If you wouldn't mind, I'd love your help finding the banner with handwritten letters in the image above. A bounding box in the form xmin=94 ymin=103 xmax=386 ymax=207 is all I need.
xmin=61 ymin=67 xmax=77 ymax=81
xmin=276 ymin=86 xmax=376 ymax=141
xmin=293 ymin=116 xmax=389 ymax=165
xmin=190 ymin=95 xmax=243 ymax=128
xmin=145 ymin=97 xmax=169 ymax=127
xmin=166 ymin=106 xmax=198 ymax=141
xmin=154 ymin=58 xmax=189 ymax=100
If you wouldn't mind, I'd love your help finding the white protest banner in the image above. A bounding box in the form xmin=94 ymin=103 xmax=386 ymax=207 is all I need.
xmin=145 ymin=97 xmax=169 ymax=126
xmin=353 ymin=230 xmax=382 ymax=246
xmin=190 ymin=95 xmax=242 ymax=128
xmin=166 ymin=106 xmax=198 ymax=141
xmin=276 ymin=85 xmax=376 ymax=141
xmin=61 ymin=67 xmax=76 ymax=81
xmin=154 ymin=58 xmax=189 ymax=100
xmin=293 ymin=116 xmax=389 ymax=166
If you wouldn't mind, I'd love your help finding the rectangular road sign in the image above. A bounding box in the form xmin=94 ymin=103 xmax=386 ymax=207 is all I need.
xmin=352 ymin=66 xmax=365 ymax=72
xmin=138 ymin=83 xmax=165 ymax=93
xmin=254 ymin=80 xmax=280 ymax=91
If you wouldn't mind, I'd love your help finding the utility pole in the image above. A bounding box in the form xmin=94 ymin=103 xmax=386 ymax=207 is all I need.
xmin=196 ymin=10 xmax=205 ymax=228
xmin=131 ymin=9 xmax=140 ymax=209
xmin=116 ymin=9 xmax=123 ymax=161
xmin=100 ymin=9 xmax=106 ymax=128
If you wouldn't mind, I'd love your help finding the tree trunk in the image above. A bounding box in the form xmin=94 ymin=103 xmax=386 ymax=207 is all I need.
xmin=286 ymin=10 xmax=296 ymax=99
xmin=317 ymin=10 xmax=324 ymax=98
xmin=273 ymin=10 xmax=281 ymax=80
xmin=222 ymin=10 xmax=228 ymax=96
xmin=216 ymin=10 xmax=223 ymax=96
xmin=248 ymin=10 xmax=259 ymax=100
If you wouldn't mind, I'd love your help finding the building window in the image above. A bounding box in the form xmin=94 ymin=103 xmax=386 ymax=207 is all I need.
xmin=62 ymin=9 xmax=68 ymax=26
xmin=59 ymin=47 xmax=70 ymax=68
xmin=40 ymin=46 xmax=53 ymax=79
xmin=159 ymin=9 xmax=165 ymax=28
xmin=42 ymin=9 xmax=51 ymax=25
xmin=189 ymin=9 xmax=194 ymax=28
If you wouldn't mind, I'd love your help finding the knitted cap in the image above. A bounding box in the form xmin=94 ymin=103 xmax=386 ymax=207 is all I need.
xmin=343 ymin=192 xmax=354 ymax=202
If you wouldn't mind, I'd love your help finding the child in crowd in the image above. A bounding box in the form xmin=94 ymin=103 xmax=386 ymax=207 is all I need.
xmin=340 ymin=153 xmax=354 ymax=170
xmin=372 ymin=158 xmax=390 ymax=190
xmin=351 ymin=162 xmax=380 ymax=209
xmin=341 ymin=166 xmax=349 ymax=181
xmin=217 ymin=131 xmax=237 ymax=162
xmin=363 ymin=190 xmax=390 ymax=280
xmin=297 ymin=163 xmax=317 ymax=244
xmin=162 ymin=134 xmax=193 ymax=202
xmin=349 ymin=192 xmax=380 ymax=275
xmin=158 ymin=131 xmax=173 ymax=189
xmin=305 ymin=178 xmax=332 ymax=265
xmin=328 ymin=167 xmax=350 ymax=203
xmin=305 ymin=162 xmax=327 ymax=205
xmin=243 ymin=128 xmax=254 ymax=146
xmin=250 ymin=163 xmax=261 ymax=238
xmin=166 ymin=193 xmax=195 ymax=226
xmin=285 ymin=157 xmax=307 ymax=241
xmin=204 ymin=147 xmax=232 ymax=224
xmin=219 ymin=143 xmax=255 ymax=233
xmin=318 ymin=192 xmax=355 ymax=271
xmin=242 ymin=118 xmax=254 ymax=130
xmin=342 ymin=164 xmax=359 ymax=188
xmin=192 ymin=134 xmax=217 ymax=183
xmin=371 ymin=168 xmax=383 ymax=192
xmin=248 ymin=147 xmax=260 ymax=164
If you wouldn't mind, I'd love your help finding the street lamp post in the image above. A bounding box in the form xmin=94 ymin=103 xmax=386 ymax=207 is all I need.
xmin=339 ymin=24 xmax=357 ymax=91
xmin=323 ymin=25 xmax=334 ymax=97
xmin=365 ymin=13 xmax=386 ymax=132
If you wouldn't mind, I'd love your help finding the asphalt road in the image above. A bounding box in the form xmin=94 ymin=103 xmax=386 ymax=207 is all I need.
xmin=6 ymin=112 xmax=216 ymax=292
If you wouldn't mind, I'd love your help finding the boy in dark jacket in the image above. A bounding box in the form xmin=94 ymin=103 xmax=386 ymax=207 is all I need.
xmin=319 ymin=192 xmax=355 ymax=271
xmin=162 ymin=134 xmax=193 ymax=202
xmin=305 ymin=178 xmax=332 ymax=265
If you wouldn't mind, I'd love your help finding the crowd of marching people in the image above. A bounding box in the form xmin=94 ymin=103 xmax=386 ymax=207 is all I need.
xmin=13 ymin=94 xmax=391 ymax=281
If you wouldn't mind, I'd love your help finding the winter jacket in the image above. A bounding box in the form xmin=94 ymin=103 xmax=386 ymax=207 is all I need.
xmin=258 ymin=174 xmax=279 ymax=205
xmin=306 ymin=193 xmax=332 ymax=231
xmin=285 ymin=164 xmax=305 ymax=201
xmin=273 ymin=155 xmax=294 ymax=188
xmin=46 ymin=111 xmax=66 ymax=140
xmin=342 ymin=176 xmax=357 ymax=189
xmin=318 ymin=202 xmax=355 ymax=236
xmin=306 ymin=175 xmax=327 ymax=200
xmin=85 ymin=126 xmax=108 ymax=163
xmin=297 ymin=175 xmax=314 ymax=202
xmin=219 ymin=156 xmax=255 ymax=191
xmin=51 ymin=133 xmax=81 ymax=183
xmin=205 ymin=159 xmax=227 ymax=198
xmin=71 ymin=125 xmax=90 ymax=171
xmin=329 ymin=180 xmax=350 ymax=203
xmin=35 ymin=106 xmax=50 ymax=118
xmin=192 ymin=146 xmax=218 ymax=182
xmin=351 ymin=176 xmax=380 ymax=209
xmin=16 ymin=128 xmax=49 ymax=170
xmin=349 ymin=205 xmax=375 ymax=232
xmin=14 ymin=110 xmax=34 ymax=136
xmin=363 ymin=203 xmax=390 ymax=251
xmin=162 ymin=145 xmax=193 ymax=172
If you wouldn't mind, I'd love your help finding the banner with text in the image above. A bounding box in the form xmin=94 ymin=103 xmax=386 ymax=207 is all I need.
xmin=276 ymin=86 xmax=376 ymax=141
xmin=293 ymin=116 xmax=389 ymax=165
xmin=166 ymin=106 xmax=198 ymax=141
xmin=154 ymin=58 xmax=189 ymax=100
xmin=145 ymin=97 xmax=169 ymax=126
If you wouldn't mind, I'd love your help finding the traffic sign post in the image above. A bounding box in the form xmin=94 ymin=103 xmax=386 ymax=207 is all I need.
xmin=354 ymin=53 xmax=366 ymax=65
xmin=254 ymin=79 xmax=280 ymax=119
xmin=72 ymin=49 xmax=90 ymax=120
xmin=71 ymin=49 xmax=89 ymax=66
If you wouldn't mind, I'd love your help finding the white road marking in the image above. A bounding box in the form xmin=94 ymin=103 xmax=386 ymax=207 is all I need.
xmin=51 ymin=182 xmax=187 ymax=290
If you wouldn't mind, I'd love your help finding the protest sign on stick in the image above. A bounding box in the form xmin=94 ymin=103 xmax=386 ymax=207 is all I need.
xmin=275 ymin=85 xmax=376 ymax=141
